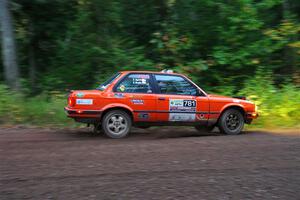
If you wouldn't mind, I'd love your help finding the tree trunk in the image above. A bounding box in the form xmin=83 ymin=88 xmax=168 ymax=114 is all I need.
xmin=282 ymin=0 xmax=297 ymax=78
xmin=0 ymin=0 xmax=20 ymax=90
xmin=28 ymin=44 xmax=36 ymax=90
xmin=282 ymin=0 xmax=290 ymax=19
xmin=28 ymin=20 xmax=36 ymax=91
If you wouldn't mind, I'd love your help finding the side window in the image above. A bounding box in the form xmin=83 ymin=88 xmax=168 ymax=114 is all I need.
xmin=115 ymin=74 xmax=153 ymax=93
xmin=154 ymin=75 xmax=198 ymax=96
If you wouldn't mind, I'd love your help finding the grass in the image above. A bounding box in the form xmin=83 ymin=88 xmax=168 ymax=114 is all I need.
xmin=0 ymin=86 xmax=73 ymax=127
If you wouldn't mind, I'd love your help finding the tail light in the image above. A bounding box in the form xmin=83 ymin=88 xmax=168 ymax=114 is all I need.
xmin=68 ymin=96 xmax=75 ymax=107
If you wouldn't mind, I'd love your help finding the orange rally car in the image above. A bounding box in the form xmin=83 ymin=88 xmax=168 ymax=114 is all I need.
xmin=64 ymin=70 xmax=258 ymax=138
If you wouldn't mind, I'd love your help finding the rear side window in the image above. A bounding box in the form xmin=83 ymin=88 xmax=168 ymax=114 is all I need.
xmin=154 ymin=74 xmax=198 ymax=96
xmin=115 ymin=74 xmax=153 ymax=93
xmin=97 ymin=73 xmax=121 ymax=91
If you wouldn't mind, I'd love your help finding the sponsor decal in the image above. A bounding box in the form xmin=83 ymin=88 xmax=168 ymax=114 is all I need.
xmin=131 ymin=99 xmax=144 ymax=105
xmin=138 ymin=113 xmax=149 ymax=119
xmin=119 ymin=85 xmax=126 ymax=92
xmin=130 ymin=74 xmax=150 ymax=79
xmin=196 ymin=114 xmax=206 ymax=120
xmin=76 ymin=92 xmax=84 ymax=97
xmin=169 ymin=99 xmax=196 ymax=112
xmin=76 ymin=99 xmax=93 ymax=105
xmin=169 ymin=113 xmax=196 ymax=121
xmin=133 ymin=78 xmax=147 ymax=85
xmin=114 ymin=93 xmax=124 ymax=98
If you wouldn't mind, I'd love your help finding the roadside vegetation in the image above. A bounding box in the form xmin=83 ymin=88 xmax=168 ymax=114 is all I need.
xmin=0 ymin=85 xmax=72 ymax=127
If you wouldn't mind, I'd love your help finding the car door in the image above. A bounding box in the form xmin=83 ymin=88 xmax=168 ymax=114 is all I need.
xmin=153 ymin=74 xmax=209 ymax=123
xmin=114 ymin=73 xmax=157 ymax=122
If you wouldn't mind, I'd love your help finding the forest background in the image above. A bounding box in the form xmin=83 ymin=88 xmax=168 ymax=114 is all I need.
xmin=0 ymin=0 xmax=299 ymax=129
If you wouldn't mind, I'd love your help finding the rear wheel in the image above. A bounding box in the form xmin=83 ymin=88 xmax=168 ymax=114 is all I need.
xmin=218 ymin=109 xmax=244 ymax=135
xmin=102 ymin=110 xmax=132 ymax=138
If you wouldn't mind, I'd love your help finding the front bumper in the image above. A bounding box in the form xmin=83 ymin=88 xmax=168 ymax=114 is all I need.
xmin=245 ymin=112 xmax=258 ymax=124
xmin=246 ymin=112 xmax=259 ymax=119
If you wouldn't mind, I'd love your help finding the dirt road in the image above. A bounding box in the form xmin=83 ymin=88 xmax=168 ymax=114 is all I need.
xmin=0 ymin=127 xmax=299 ymax=199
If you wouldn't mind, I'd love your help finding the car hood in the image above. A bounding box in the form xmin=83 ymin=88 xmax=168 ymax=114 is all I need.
xmin=207 ymin=94 xmax=252 ymax=104
xmin=207 ymin=94 xmax=228 ymax=98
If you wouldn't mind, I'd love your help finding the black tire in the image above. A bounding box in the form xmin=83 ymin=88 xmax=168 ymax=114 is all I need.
xmin=102 ymin=110 xmax=132 ymax=138
xmin=218 ymin=109 xmax=244 ymax=135
xmin=194 ymin=125 xmax=215 ymax=132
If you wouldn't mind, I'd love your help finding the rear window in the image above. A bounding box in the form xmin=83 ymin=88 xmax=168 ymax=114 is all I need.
xmin=154 ymin=74 xmax=198 ymax=96
xmin=97 ymin=73 xmax=121 ymax=91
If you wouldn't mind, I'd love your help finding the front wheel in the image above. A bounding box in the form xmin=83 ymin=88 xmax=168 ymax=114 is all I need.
xmin=102 ymin=110 xmax=132 ymax=138
xmin=218 ymin=109 xmax=244 ymax=135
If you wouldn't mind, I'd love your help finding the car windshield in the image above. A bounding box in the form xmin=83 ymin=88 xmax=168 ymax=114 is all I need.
xmin=96 ymin=73 xmax=121 ymax=91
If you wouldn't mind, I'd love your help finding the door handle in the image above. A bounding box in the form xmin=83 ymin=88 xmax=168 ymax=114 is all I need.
xmin=158 ymin=97 xmax=166 ymax=100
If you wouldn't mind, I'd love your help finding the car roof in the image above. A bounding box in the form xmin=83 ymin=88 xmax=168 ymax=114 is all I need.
xmin=119 ymin=70 xmax=183 ymax=76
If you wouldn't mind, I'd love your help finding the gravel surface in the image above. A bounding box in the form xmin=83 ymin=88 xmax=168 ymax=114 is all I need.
xmin=0 ymin=127 xmax=299 ymax=200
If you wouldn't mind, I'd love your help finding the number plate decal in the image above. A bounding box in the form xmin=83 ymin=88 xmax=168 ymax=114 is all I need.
xmin=76 ymin=99 xmax=93 ymax=105
xmin=169 ymin=99 xmax=196 ymax=112
xmin=169 ymin=99 xmax=196 ymax=121
xmin=169 ymin=113 xmax=196 ymax=121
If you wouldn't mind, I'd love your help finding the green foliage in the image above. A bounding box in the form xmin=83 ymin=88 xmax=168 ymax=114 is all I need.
xmin=150 ymin=26 xmax=193 ymax=69
xmin=238 ymin=70 xmax=300 ymax=129
xmin=20 ymin=92 xmax=72 ymax=126
xmin=5 ymin=0 xmax=298 ymax=92
xmin=0 ymin=84 xmax=72 ymax=126
xmin=0 ymin=85 xmax=22 ymax=123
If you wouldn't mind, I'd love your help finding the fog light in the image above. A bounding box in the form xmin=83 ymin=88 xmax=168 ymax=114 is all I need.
xmin=255 ymin=105 xmax=258 ymax=112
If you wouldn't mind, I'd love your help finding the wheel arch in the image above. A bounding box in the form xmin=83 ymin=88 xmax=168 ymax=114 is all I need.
xmin=100 ymin=104 xmax=134 ymax=122
xmin=219 ymin=104 xmax=246 ymax=121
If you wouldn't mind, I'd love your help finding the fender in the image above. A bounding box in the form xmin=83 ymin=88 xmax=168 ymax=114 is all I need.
xmin=101 ymin=103 xmax=134 ymax=114
xmin=220 ymin=103 xmax=245 ymax=114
